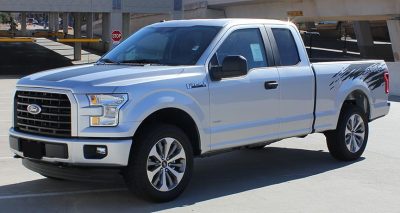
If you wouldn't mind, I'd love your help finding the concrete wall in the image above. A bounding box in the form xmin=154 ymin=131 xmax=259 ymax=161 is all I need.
xmin=0 ymin=0 xmax=112 ymax=12
xmin=0 ymin=0 xmax=173 ymax=13
xmin=214 ymin=0 xmax=400 ymax=22
xmin=122 ymin=0 xmax=173 ymax=14
xmin=129 ymin=4 xmax=225 ymax=33
xmin=387 ymin=62 xmax=400 ymax=96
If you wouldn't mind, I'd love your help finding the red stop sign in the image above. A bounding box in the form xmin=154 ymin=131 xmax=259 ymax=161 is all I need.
xmin=111 ymin=30 xmax=122 ymax=42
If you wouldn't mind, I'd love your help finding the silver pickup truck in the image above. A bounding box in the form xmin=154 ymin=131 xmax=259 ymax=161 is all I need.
xmin=9 ymin=19 xmax=390 ymax=201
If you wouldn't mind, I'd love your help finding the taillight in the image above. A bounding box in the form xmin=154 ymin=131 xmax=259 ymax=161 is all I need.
xmin=384 ymin=71 xmax=389 ymax=94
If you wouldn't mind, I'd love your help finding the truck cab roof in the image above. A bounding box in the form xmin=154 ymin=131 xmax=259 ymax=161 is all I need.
xmin=150 ymin=18 xmax=292 ymax=28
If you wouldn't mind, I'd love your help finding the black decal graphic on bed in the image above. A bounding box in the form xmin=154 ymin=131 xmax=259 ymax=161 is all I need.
xmin=330 ymin=63 xmax=385 ymax=91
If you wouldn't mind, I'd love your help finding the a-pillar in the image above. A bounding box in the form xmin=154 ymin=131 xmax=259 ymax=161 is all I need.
xmin=62 ymin=13 xmax=69 ymax=35
xmin=86 ymin=13 xmax=94 ymax=38
xmin=353 ymin=21 xmax=375 ymax=58
xmin=73 ymin=13 xmax=82 ymax=61
xmin=171 ymin=0 xmax=184 ymax=20
xmin=21 ymin=12 xmax=27 ymax=36
xmin=102 ymin=12 xmax=122 ymax=51
xmin=387 ymin=18 xmax=400 ymax=62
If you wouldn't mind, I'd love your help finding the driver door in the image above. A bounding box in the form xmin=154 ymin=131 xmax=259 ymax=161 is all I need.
xmin=208 ymin=26 xmax=281 ymax=151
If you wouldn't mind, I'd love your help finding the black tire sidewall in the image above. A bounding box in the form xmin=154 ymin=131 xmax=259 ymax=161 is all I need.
xmin=335 ymin=106 xmax=369 ymax=160
xmin=124 ymin=124 xmax=194 ymax=202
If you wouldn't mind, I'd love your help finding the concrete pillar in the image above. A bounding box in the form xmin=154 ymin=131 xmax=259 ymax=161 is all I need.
xmin=73 ymin=13 xmax=82 ymax=61
xmin=48 ymin=12 xmax=59 ymax=33
xmin=86 ymin=13 xmax=94 ymax=38
xmin=48 ymin=13 xmax=54 ymax=32
xmin=387 ymin=19 xmax=400 ymax=62
xmin=102 ymin=13 xmax=110 ymax=51
xmin=171 ymin=0 xmax=184 ymax=20
xmin=122 ymin=13 xmax=130 ymax=40
xmin=102 ymin=12 xmax=122 ymax=50
xmin=62 ymin=13 xmax=69 ymax=35
xmin=21 ymin=12 xmax=27 ymax=36
xmin=353 ymin=21 xmax=375 ymax=58
xmin=54 ymin=13 xmax=59 ymax=32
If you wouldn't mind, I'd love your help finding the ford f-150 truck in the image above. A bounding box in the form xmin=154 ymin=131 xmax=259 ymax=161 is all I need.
xmin=9 ymin=19 xmax=390 ymax=202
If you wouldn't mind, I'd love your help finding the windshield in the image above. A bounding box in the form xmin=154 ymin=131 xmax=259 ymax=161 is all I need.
xmin=99 ymin=25 xmax=221 ymax=66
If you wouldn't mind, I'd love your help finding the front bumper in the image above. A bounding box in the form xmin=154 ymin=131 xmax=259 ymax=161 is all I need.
xmin=22 ymin=159 xmax=124 ymax=182
xmin=9 ymin=128 xmax=132 ymax=166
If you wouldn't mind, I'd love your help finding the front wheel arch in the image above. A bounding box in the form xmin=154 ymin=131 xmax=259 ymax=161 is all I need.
xmin=133 ymin=108 xmax=202 ymax=156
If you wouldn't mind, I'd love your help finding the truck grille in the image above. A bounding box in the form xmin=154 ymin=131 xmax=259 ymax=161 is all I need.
xmin=15 ymin=91 xmax=71 ymax=137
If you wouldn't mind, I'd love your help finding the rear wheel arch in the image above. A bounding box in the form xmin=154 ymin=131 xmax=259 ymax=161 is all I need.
xmin=341 ymin=89 xmax=371 ymax=120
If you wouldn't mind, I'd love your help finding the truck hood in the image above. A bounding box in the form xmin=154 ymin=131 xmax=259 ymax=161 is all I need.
xmin=17 ymin=64 xmax=200 ymax=93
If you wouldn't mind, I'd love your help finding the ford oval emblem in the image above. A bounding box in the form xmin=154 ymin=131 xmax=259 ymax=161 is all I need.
xmin=27 ymin=104 xmax=42 ymax=115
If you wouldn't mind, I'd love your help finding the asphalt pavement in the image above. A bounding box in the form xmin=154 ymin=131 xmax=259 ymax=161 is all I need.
xmin=0 ymin=76 xmax=399 ymax=212
xmin=0 ymin=42 xmax=73 ymax=76
xmin=0 ymin=38 xmax=101 ymax=76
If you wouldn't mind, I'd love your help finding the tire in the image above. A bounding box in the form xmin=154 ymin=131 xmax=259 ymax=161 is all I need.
xmin=247 ymin=144 xmax=267 ymax=150
xmin=123 ymin=124 xmax=193 ymax=202
xmin=325 ymin=105 xmax=369 ymax=161
xmin=41 ymin=174 xmax=65 ymax=181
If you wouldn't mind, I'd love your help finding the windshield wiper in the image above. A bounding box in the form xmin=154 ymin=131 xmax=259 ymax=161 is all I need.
xmin=119 ymin=59 xmax=166 ymax=66
xmin=97 ymin=58 xmax=120 ymax=65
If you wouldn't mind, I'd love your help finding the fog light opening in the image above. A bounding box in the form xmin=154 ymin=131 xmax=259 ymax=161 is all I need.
xmin=83 ymin=145 xmax=108 ymax=159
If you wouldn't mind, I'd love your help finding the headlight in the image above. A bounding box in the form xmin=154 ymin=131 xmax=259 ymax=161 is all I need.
xmin=87 ymin=94 xmax=128 ymax=127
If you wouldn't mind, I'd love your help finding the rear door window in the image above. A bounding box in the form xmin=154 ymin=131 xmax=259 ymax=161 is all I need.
xmin=271 ymin=28 xmax=300 ymax=66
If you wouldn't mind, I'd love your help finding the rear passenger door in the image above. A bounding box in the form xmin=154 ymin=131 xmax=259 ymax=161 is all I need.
xmin=266 ymin=26 xmax=315 ymax=137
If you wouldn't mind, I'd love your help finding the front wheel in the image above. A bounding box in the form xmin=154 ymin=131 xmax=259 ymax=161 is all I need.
xmin=325 ymin=105 xmax=369 ymax=161
xmin=124 ymin=124 xmax=193 ymax=202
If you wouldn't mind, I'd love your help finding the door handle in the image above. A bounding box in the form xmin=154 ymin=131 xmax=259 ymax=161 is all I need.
xmin=264 ymin=81 xmax=279 ymax=90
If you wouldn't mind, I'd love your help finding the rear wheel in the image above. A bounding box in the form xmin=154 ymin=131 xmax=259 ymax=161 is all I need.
xmin=124 ymin=124 xmax=193 ymax=202
xmin=325 ymin=105 xmax=369 ymax=161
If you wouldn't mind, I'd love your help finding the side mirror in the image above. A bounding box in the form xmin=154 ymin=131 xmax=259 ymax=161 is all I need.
xmin=210 ymin=55 xmax=248 ymax=81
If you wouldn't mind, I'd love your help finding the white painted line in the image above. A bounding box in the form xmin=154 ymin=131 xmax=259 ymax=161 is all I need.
xmin=0 ymin=188 xmax=127 ymax=200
